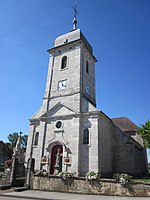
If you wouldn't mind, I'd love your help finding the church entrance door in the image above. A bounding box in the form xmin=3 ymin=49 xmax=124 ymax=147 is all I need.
xmin=50 ymin=144 xmax=63 ymax=174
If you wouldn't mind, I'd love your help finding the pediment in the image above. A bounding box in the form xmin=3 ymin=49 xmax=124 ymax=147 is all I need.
xmin=30 ymin=105 xmax=45 ymax=121
xmin=40 ymin=102 xmax=79 ymax=119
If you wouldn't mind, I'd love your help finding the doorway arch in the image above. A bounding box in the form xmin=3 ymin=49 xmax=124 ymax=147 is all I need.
xmin=50 ymin=144 xmax=63 ymax=174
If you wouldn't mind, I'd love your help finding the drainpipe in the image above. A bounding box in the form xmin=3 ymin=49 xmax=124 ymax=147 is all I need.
xmin=40 ymin=52 xmax=55 ymax=169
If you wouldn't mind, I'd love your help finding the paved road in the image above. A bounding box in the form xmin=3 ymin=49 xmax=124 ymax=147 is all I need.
xmin=0 ymin=190 xmax=150 ymax=200
xmin=0 ymin=197 xmax=28 ymax=200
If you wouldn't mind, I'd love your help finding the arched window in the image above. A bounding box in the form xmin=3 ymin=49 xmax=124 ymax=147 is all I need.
xmin=83 ymin=129 xmax=89 ymax=144
xmin=34 ymin=132 xmax=39 ymax=146
xmin=86 ymin=60 xmax=89 ymax=73
xmin=61 ymin=56 xmax=67 ymax=69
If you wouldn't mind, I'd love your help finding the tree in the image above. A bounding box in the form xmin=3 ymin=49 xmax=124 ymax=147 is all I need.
xmin=5 ymin=132 xmax=28 ymax=152
xmin=137 ymin=120 xmax=150 ymax=148
xmin=7 ymin=132 xmax=18 ymax=150
xmin=21 ymin=134 xmax=28 ymax=152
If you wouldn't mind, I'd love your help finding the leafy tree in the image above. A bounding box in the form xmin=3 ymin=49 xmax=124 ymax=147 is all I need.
xmin=7 ymin=132 xmax=18 ymax=150
xmin=21 ymin=134 xmax=28 ymax=152
xmin=5 ymin=132 xmax=28 ymax=152
xmin=137 ymin=120 xmax=150 ymax=148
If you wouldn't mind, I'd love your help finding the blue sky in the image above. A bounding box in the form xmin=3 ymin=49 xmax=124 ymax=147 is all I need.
xmin=0 ymin=0 xmax=150 ymax=159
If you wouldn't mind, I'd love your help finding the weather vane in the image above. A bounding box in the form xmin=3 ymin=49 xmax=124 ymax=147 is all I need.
xmin=72 ymin=2 xmax=79 ymax=30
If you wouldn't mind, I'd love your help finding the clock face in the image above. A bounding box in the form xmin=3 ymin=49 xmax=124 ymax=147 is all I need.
xmin=85 ymin=85 xmax=90 ymax=94
xmin=58 ymin=79 xmax=68 ymax=90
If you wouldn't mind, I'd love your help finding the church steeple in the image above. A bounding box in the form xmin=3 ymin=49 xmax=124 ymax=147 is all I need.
xmin=72 ymin=3 xmax=78 ymax=30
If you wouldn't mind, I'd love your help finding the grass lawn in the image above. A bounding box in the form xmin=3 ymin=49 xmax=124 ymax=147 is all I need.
xmin=133 ymin=179 xmax=150 ymax=183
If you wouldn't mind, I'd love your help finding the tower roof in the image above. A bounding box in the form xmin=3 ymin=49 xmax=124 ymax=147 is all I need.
xmin=54 ymin=29 xmax=93 ymax=54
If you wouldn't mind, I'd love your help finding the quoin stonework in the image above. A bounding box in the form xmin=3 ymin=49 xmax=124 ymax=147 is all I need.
xmin=25 ymin=17 xmax=148 ymax=178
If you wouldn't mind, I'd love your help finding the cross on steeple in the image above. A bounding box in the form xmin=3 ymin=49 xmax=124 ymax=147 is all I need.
xmin=72 ymin=3 xmax=78 ymax=30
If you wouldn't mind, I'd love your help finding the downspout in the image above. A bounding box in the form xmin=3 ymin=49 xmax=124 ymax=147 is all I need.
xmin=40 ymin=52 xmax=55 ymax=169
xmin=78 ymin=45 xmax=83 ymax=175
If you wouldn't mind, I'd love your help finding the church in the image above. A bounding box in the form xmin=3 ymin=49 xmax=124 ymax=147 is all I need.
xmin=25 ymin=12 xmax=147 ymax=177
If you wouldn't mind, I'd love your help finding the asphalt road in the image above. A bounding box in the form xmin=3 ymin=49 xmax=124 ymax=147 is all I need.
xmin=0 ymin=197 xmax=29 ymax=200
xmin=0 ymin=190 xmax=150 ymax=200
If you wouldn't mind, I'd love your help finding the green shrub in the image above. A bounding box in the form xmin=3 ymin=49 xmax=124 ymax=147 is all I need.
xmin=113 ymin=173 xmax=132 ymax=186
xmin=0 ymin=164 xmax=5 ymax=172
xmin=58 ymin=171 xmax=75 ymax=180
xmin=36 ymin=169 xmax=48 ymax=176
xmin=85 ymin=171 xmax=100 ymax=181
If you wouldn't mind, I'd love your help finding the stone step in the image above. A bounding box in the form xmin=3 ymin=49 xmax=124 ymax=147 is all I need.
xmin=0 ymin=184 xmax=11 ymax=190
xmin=14 ymin=187 xmax=28 ymax=192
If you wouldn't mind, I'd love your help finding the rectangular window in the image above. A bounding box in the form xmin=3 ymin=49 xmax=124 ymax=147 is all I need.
xmin=86 ymin=61 xmax=89 ymax=73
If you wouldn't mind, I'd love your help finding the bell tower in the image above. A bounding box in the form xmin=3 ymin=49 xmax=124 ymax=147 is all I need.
xmin=39 ymin=3 xmax=97 ymax=116
xmin=42 ymin=28 xmax=97 ymax=114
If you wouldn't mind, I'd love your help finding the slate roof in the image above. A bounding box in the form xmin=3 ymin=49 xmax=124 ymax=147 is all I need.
xmin=111 ymin=117 xmax=138 ymax=132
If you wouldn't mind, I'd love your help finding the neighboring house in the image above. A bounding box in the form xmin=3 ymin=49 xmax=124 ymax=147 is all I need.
xmin=0 ymin=141 xmax=12 ymax=164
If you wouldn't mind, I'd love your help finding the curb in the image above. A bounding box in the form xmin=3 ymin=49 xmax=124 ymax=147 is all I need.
xmin=0 ymin=193 xmax=62 ymax=200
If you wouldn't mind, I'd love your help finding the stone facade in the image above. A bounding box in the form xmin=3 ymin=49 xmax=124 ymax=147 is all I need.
xmin=25 ymin=28 xmax=148 ymax=178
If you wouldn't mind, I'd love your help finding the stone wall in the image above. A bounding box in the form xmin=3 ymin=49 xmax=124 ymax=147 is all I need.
xmin=113 ymin=124 xmax=147 ymax=176
xmin=98 ymin=113 xmax=113 ymax=176
xmin=32 ymin=175 xmax=150 ymax=197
